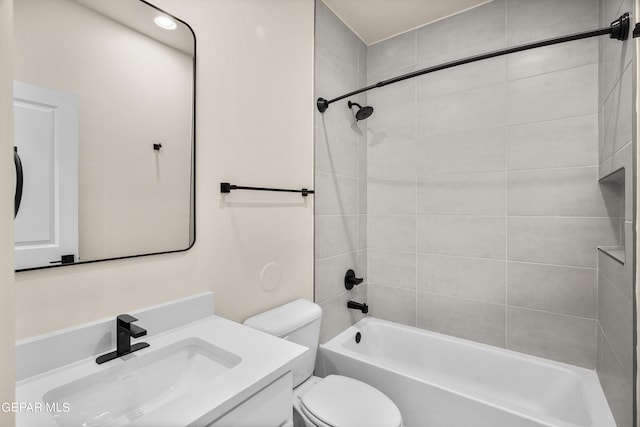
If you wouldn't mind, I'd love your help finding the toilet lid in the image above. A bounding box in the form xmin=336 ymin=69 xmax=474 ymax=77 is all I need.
xmin=300 ymin=375 xmax=402 ymax=427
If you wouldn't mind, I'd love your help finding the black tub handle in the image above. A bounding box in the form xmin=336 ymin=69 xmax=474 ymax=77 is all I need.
xmin=14 ymin=146 xmax=23 ymax=218
xmin=345 ymin=269 xmax=364 ymax=290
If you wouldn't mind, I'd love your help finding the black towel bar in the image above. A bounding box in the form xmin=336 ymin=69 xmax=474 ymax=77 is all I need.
xmin=220 ymin=182 xmax=314 ymax=197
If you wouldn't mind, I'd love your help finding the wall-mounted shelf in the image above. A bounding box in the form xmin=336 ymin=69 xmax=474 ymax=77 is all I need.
xmin=598 ymin=246 xmax=625 ymax=264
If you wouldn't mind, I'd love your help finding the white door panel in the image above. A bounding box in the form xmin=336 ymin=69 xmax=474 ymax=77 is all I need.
xmin=14 ymin=100 xmax=55 ymax=243
xmin=13 ymin=81 xmax=79 ymax=270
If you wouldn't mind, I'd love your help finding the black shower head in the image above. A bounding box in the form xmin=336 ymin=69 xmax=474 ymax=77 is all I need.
xmin=348 ymin=101 xmax=374 ymax=121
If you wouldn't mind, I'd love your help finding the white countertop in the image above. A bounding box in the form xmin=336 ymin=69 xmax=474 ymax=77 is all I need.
xmin=16 ymin=315 xmax=307 ymax=426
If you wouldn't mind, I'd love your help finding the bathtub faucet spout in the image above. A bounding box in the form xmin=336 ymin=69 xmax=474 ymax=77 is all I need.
xmin=347 ymin=300 xmax=368 ymax=314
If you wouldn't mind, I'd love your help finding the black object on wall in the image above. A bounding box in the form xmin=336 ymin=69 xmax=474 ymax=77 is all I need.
xmin=316 ymin=13 xmax=630 ymax=113
xmin=49 ymin=254 xmax=76 ymax=265
xmin=14 ymin=146 xmax=23 ymax=218
xmin=347 ymin=300 xmax=369 ymax=314
xmin=345 ymin=269 xmax=364 ymax=290
xmin=348 ymin=101 xmax=374 ymax=121
xmin=221 ymin=182 xmax=314 ymax=197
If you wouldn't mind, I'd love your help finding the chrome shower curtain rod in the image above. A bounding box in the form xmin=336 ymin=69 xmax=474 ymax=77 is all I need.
xmin=316 ymin=13 xmax=631 ymax=113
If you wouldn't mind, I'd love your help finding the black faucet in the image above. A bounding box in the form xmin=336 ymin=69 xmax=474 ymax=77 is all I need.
xmin=96 ymin=314 xmax=150 ymax=364
xmin=347 ymin=300 xmax=368 ymax=314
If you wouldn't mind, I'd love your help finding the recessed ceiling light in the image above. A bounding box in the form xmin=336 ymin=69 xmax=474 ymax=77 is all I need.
xmin=154 ymin=16 xmax=177 ymax=30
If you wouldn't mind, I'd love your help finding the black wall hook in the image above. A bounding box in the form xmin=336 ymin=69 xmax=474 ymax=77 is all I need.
xmin=153 ymin=143 xmax=162 ymax=151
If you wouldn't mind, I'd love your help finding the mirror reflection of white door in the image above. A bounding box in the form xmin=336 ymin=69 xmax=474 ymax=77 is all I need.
xmin=13 ymin=81 xmax=79 ymax=270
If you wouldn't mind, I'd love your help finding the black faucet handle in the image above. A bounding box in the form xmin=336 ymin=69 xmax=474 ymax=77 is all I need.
xmin=345 ymin=269 xmax=364 ymax=290
xmin=128 ymin=323 xmax=147 ymax=338
xmin=117 ymin=314 xmax=146 ymax=337
xmin=117 ymin=314 xmax=138 ymax=325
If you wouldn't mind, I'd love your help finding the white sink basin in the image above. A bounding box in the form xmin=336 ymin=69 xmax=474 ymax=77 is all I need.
xmin=17 ymin=313 xmax=307 ymax=427
xmin=42 ymin=338 xmax=241 ymax=427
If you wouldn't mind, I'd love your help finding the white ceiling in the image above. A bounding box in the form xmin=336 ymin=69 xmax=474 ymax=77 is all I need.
xmin=322 ymin=0 xmax=492 ymax=45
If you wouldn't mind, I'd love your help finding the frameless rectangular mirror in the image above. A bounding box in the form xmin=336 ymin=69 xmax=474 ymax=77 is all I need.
xmin=13 ymin=0 xmax=196 ymax=271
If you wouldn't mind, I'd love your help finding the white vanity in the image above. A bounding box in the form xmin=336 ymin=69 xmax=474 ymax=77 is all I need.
xmin=15 ymin=293 xmax=307 ymax=426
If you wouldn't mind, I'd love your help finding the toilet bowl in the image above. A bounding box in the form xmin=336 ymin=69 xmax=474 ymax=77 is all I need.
xmin=294 ymin=375 xmax=402 ymax=427
xmin=244 ymin=299 xmax=403 ymax=427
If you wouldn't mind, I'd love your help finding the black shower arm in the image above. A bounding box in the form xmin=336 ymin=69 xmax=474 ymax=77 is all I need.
xmin=317 ymin=13 xmax=630 ymax=113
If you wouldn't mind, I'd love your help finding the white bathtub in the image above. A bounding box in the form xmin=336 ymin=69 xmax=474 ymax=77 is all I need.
xmin=317 ymin=317 xmax=615 ymax=427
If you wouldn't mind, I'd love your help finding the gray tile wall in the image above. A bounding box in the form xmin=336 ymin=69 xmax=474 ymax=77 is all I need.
xmin=316 ymin=6 xmax=636 ymax=424
xmin=597 ymin=0 xmax=635 ymax=425
xmin=365 ymin=0 xmax=622 ymax=370
xmin=314 ymin=1 xmax=368 ymax=343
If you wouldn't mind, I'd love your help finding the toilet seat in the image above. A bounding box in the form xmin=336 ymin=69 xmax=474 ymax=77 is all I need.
xmin=299 ymin=375 xmax=403 ymax=427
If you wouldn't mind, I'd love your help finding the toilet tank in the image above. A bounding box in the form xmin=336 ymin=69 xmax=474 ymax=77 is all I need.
xmin=243 ymin=299 xmax=322 ymax=387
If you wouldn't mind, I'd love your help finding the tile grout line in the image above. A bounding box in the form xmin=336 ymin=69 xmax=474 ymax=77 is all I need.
xmin=414 ymin=29 xmax=419 ymax=328
xmin=356 ymin=40 xmax=361 ymax=313
xmin=369 ymin=164 xmax=603 ymax=181
xmin=368 ymin=248 xmax=599 ymax=270
xmin=363 ymin=36 xmax=370 ymax=312
xmin=504 ymin=0 xmax=509 ymax=350
xmin=368 ymin=213 xmax=618 ymax=219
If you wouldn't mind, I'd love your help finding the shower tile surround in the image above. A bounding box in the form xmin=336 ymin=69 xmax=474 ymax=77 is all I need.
xmin=315 ymin=2 xmax=634 ymax=423
xmin=314 ymin=1 xmax=368 ymax=343
xmin=596 ymin=0 xmax=635 ymax=426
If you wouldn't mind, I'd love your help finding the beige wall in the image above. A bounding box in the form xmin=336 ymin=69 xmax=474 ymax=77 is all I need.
xmin=0 ymin=0 xmax=15 ymax=423
xmin=12 ymin=0 xmax=314 ymax=339
xmin=14 ymin=0 xmax=193 ymax=261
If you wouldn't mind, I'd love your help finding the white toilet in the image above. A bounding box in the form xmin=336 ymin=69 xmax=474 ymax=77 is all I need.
xmin=244 ymin=299 xmax=403 ymax=427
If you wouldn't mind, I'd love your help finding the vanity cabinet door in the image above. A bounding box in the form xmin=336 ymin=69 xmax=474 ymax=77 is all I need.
xmin=207 ymin=372 xmax=293 ymax=427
